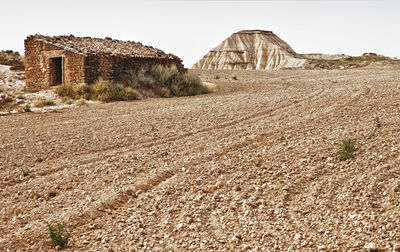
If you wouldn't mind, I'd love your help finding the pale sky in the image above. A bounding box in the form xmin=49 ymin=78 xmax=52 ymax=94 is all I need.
xmin=1 ymin=0 xmax=399 ymax=67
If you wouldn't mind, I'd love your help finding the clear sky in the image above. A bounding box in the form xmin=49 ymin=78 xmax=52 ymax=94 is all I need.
xmin=1 ymin=0 xmax=399 ymax=67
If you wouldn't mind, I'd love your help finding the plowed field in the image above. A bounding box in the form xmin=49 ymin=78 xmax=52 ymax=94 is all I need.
xmin=1 ymin=69 xmax=400 ymax=251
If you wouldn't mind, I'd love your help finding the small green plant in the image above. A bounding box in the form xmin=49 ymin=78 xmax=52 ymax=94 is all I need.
xmin=232 ymin=76 xmax=237 ymax=80
xmin=22 ymin=168 xmax=30 ymax=177
xmin=255 ymin=159 xmax=262 ymax=168
xmin=368 ymin=117 xmax=382 ymax=139
xmin=215 ymin=75 xmax=220 ymax=80
xmin=375 ymin=117 xmax=381 ymax=128
xmin=151 ymin=125 xmax=158 ymax=132
xmin=34 ymin=98 xmax=55 ymax=108
xmin=22 ymin=104 xmax=31 ymax=112
xmin=279 ymin=135 xmax=288 ymax=145
xmin=337 ymin=138 xmax=357 ymax=161
xmin=46 ymin=222 xmax=74 ymax=248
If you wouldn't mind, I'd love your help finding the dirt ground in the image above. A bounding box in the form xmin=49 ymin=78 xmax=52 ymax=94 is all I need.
xmin=1 ymin=69 xmax=400 ymax=251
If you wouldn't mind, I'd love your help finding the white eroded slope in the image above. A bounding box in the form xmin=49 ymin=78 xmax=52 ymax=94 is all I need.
xmin=193 ymin=30 xmax=306 ymax=70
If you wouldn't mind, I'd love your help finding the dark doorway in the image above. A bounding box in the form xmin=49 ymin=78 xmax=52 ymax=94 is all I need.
xmin=49 ymin=57 xmax=63 ymax=86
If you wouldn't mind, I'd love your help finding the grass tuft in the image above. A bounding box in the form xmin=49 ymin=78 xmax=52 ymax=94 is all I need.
xmin=46 ymin=222 xmax=74 ymax=248
xmin=368 ymin=117 xmax=382 ymax=139
xmin=337 ymin=138 xmax=357 ymax=161
xmin=22 ymin=168 xmax=30 ymax=177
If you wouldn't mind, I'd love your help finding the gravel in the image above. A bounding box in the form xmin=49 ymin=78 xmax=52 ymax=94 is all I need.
xmin=1 ymin=69 xmax=400 ymax=251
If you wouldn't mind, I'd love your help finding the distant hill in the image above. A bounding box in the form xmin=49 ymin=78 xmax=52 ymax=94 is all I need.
xmin=303 ymin=53 xmax=400 ymax=70
xmin=192 ymin=30 xmax=306 ymax=70
xmin=193 ymin=30 xmax=400 ymax=70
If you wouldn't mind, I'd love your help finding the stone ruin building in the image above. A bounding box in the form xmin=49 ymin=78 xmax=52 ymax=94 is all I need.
xmin=24 ymin=35 xmax=184 ymax=88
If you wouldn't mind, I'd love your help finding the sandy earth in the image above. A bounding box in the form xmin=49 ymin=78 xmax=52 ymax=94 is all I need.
xmin=1 ymin=69 xmax=400 ymax=251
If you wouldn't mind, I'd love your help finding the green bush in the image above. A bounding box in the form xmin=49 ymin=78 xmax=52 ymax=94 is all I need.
xmin=338 ymin=138 xmax=357 ymax=161
xmin=46 ymin=222 xmax=74 ymax=248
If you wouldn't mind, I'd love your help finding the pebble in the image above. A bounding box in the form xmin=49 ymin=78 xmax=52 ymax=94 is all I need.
xmin=363 ymin=242 xmax=377 ymax=250
xmin=293 ymin=233 xmax=301 ymax=244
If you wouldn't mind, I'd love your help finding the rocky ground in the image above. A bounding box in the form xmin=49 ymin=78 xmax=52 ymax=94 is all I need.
xmin=1 ymin=69 xmax=400 ymax=251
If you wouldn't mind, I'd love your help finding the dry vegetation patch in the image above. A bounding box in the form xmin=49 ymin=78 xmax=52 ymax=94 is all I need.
xmin=0 ymin=50 xmax=24 ymax=69
xmin=34 ymin=97 xmax=56 ymax=108
xmin=55 ymin=65 xmax=210 ymax=103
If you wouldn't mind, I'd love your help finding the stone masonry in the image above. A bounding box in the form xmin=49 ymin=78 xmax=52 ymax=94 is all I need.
xmin=25 ymin=35 xmax=184 ymax=88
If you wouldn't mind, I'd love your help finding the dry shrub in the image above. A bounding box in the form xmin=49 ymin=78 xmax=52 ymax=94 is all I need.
xmin=34 ymin=97 xmax=55 ymax=108
xmin=55 ymin=83 xmax=90 ymax=100
xmin=56 ymin=65 xmax=209 ymax=103
xmin=55 ymin=78 xmax=140 ymax=103
xmin=0 ymin=50 xmax=24 ymax=67
xmin=124 ymin=65 xmax=210 ymax=97
xmin=90 ymin=78 xmax=140 ymax=102
xmin=0 ymin=94 xmax=18 ymax=111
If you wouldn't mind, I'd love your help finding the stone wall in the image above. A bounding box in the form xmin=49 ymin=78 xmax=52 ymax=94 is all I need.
xmin=25 ymin=36 xmax=185 ymax=88
xmin=25 ymin=37 xmax=85 ymax=88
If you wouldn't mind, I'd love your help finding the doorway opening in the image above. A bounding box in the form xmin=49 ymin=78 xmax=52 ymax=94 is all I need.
xmin=49 ymin=57 xmax=63 ymax=86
